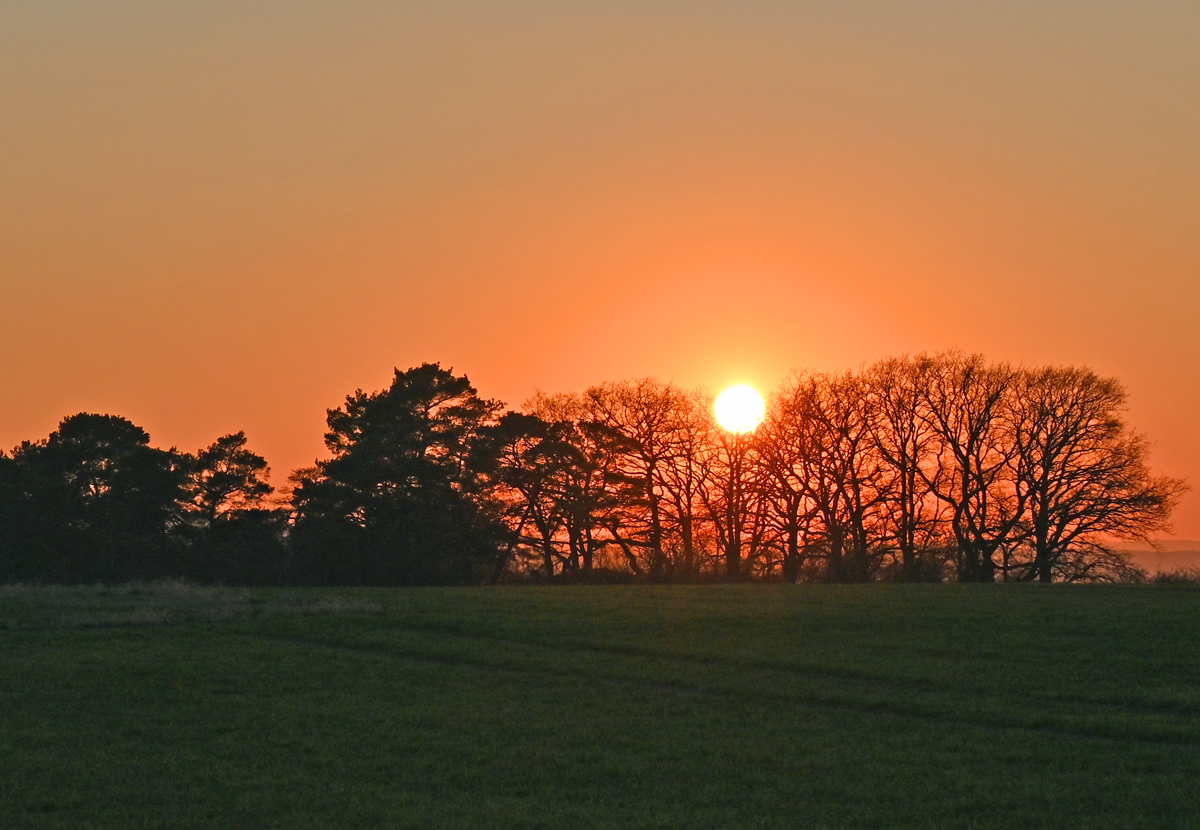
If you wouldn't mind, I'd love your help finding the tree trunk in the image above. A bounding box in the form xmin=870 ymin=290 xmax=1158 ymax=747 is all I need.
xmin=782 ymin=522 xmax=800 ymax=583
xmin=647 ymin=471 xmax=665 ymax=579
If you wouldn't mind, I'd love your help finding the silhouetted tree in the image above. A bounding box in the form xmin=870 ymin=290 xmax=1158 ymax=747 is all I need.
xmin=556 ymin=419 xmax=643 ymax=577
xmin=696 ymin=395 xmax=770 ymax=582
xmin=918 ymin=354 xmax=1026 ymax=582
xmin=1008 ymin=366 xmax=1186 ymax=582
xmin=584 ymin=379 xmax=725 ymax=580
xmin=0 ymin=353 xmax=1181 ymax=586
xmin=655 ymin=390 xmax=719 ymax=579
xmin=0 ymin=414 xmax=188 ymax=582
xmin=183 ymin=432 xmax=287 ymax=585
xmin=503 ymin=393 xmax=646 ymax=580
xmin=866 ymin=357 xmax=950 ymax=581
xmin=478 ymin=411 xmax=578 ymax=580
xmin=758 ymin=379 xmax=822 ymax=583
xmin=765 ymin=372 xmax=891 ymax=582
xmin=289 ymin=363 xmax=504 ymax=585
xmin=0 ymin=451 xmax=23 ymax=582
xmin=187 ymin=432 xmax=273 ymax=524
xmin=375 ymin=356 xmax=1186 ymax=584
xmin=585 ymin=380 xmax=678 ymax=578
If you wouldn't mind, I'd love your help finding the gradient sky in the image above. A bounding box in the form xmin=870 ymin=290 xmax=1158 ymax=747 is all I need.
xmin=3 ymin=1 xmax=1199 ymax=535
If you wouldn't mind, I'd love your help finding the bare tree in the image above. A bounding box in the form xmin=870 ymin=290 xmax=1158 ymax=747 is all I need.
xmin=813 ymin=372 xmax=891 ymax=581
xmin=586 ymin=379 xmax=686 ymax=579
xmin=757 ymin=383 xmax=820 ymax=583
xmin=1009 ymin=366 xmax=1187 ymax=581
xmin=918 ymin=353 xmax=1025 ymax=582
xmin=865 ymin=357 xmax=949 ymax=580
xmin=655 ymin=390 xmax=718 ymax=578
xmin=697 ymin=398 xmax=767 ymax=582
xmin=490 ymin=357 xmax=1186 ymax=585
xmin=521 ymin=392 xmax=643 ymax=578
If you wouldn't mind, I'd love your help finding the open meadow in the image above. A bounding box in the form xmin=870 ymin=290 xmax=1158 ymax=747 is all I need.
xmin=1 ymin=583 xmax=1198 ymax=829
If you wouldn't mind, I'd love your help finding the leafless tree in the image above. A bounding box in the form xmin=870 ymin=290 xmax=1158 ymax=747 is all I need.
xmin=697 ymin=398 xmax=769 ymax=581
xmin=917 ymin=353 xmax=1025 ymax=582
xmin=757 ymin=382 xmax=820 ymax=582
xmin=491 ymin=356 xmax=1185 ymax=585
xmin=865 ymin=357 xmax=949 ymax=580
xmin=1008 ymin=366 xmax=1187 ymax=581
xmin=519 ymin=391 xmax=644 ymax=578
xmin=655 ymin=390 xmax=718 ymax=578
xmin=810 ymin=372 xmax=891 ymax=581
xmin=586 ymin=379 xmax=687 ymax=579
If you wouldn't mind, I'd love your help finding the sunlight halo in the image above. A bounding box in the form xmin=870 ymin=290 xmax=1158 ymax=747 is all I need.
xmin=714 ymin=385 xmax=765 ymax=434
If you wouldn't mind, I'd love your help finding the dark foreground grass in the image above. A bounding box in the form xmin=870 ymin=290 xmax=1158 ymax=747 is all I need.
xmin=1 ymin=583 xmax=1199 ymax=829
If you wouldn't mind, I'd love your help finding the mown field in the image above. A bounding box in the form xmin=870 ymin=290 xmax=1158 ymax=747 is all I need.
xmin=1 ymin=583 xmax=1198 ymax=829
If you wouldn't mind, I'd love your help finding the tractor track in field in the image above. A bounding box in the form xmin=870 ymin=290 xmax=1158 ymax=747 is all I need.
xmin=246 ymin=625 xmax=1200 ymax=751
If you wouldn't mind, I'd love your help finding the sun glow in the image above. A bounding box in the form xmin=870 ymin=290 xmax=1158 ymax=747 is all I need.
xmin=714 ymin=385 xmax=765 ymax=434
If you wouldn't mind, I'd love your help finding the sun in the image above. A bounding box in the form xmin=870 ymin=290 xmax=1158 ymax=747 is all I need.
xmin=714 ymin=385 xmax=765 ymax=434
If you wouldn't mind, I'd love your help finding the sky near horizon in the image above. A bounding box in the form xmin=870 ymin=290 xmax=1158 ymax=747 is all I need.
xmin=3 ymin=1 xmax=1199 ymax=535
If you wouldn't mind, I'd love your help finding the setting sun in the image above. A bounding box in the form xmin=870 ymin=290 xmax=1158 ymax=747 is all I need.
xmin=714 ymin=385 xmax=766 ymax=434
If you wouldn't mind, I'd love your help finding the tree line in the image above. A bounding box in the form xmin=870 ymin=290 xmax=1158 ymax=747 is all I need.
xmin=0 ymin=354 xmax=1185 ymax=585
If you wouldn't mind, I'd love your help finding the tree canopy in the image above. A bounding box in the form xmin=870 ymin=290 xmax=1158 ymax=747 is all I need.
xmin=0 ymin=354 xmax=1186 ymax=585
xmin=288 ymin=363 xmax=505 ymax=585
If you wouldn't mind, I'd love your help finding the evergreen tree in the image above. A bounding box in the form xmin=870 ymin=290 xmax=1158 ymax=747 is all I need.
xmin=289 ymin=363 xmax=504 ymax=585
xmin=0 ymin=414 xmax=187 ymax=582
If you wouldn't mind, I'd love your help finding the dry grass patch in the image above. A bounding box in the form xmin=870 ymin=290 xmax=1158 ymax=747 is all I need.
xmin=0 ymin=581 xmax=386 ymax=631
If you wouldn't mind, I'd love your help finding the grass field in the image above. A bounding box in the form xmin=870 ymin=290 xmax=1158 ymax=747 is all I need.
xmin=1 ymin=583 xmax=1198 ymax=829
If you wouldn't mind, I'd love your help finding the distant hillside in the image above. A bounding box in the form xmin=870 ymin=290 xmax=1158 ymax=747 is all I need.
xmin=1113 ymin=540 xmax=1200 ymax=552
xmin=1112 ymin=541 xmax=1200 ymax=573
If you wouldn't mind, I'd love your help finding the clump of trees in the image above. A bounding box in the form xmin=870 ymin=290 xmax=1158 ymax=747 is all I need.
xmin=0 ymin=354 xmax=1186 ymax=585
xmin=489 ymin=354 xmax=1184 ymax=583
xmin=0 ymin=416 xmax=284 ymax=584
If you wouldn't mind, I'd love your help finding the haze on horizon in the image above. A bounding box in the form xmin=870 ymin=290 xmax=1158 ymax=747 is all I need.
xmin=3 ymin=1 xmax=1198 ymax=536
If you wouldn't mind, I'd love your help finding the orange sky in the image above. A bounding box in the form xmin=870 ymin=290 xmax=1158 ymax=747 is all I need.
xmin=3 ymin=2 xmax=1199 ymax=536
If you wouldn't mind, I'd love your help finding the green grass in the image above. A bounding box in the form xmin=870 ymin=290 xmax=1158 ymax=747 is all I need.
xmin=1 ymin=583 xmax=1199 ymax=829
